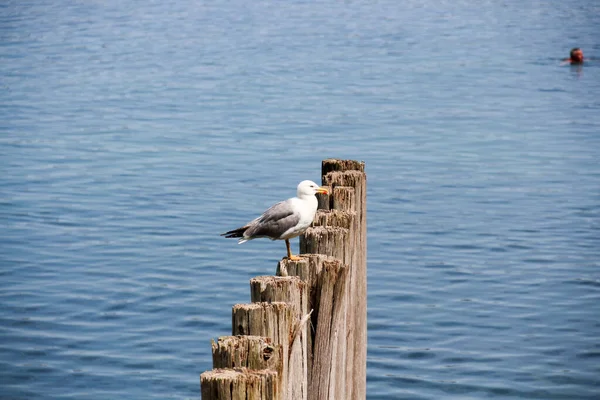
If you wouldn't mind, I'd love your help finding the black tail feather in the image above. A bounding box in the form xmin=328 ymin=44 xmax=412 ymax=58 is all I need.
xmin=221 ymin=226 xmax=246 ymax=238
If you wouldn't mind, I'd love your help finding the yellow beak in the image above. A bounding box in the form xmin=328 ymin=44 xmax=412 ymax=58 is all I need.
xmin=316 ymin=187 xmax=329 ymax=195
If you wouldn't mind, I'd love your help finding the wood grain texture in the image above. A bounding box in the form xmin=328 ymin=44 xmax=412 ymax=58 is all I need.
xmin=321 ymin=162 xmax=367 ymax=400
xmin=297 ymin=159 xmax=367 ymax=400
xmin=232 ymin=302 xmax=293 ymax=398
xmin=212 ymin=335 xmax=281 ymax=371
xmin=250 ymin=276 xmax=309 ymax=400
xmin=201 ymin=368 xmax=279 ymax=400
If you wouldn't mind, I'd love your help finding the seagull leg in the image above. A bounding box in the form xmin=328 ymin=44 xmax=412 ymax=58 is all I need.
xmin=285 ymin=239 xmax=302 ymax=261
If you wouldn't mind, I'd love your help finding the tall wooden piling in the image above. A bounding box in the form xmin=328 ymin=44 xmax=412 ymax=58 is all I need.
xmin=201 ymin=159 xmax=366 ymax=400
xmin=300 ymin=159 xmax=367 ymax=400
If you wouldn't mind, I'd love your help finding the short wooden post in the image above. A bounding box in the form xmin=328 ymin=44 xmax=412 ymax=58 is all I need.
xmin=232 ymin=302 xmax=293 ymax=399
xmin=201 ymin=368 xmax=279 ymax=400
xmin=250 ymin=276 xmax=309 ymax=400
xmin=276 ymin=255 xmax=348 ymax=397
xmin=212 ymin=335 xmax=281 ymax=371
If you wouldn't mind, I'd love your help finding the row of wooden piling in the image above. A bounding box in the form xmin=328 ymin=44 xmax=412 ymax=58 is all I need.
xmin=201 ymin=159 xmax=367 ymax=400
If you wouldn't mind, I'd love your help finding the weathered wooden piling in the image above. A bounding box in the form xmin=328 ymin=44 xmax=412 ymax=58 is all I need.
xmin=300 ymin=159 xmax=367 ymax=400
xmin=250 ymin=277 xmax=309 ymax=400
xmin=201 ymin=368 xmax=279 ymax=400
xmin=201 ymin=159 xmax=367 ymax=400
xmin=212 ymin=335 xmax=281 ymax=371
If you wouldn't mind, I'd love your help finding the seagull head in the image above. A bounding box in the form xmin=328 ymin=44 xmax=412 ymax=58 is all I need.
xmin=297 ymin=180 xmax=328 ymax=198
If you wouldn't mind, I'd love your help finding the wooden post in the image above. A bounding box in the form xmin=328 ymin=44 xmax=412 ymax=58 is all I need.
xmin=201 ymin=368 xmax=278 ymax=400
xmin=232 ymin=302 xmax=293 ymax=399
xmin=250 ymin=276 xmax=309 ymax=400
xmin=298 ymin=159 xmax=367 ymax=400
xmin=276 ymin=255 xmax=348 ymax=399
xmin=201 ymin=159 xmax=366 ymax=400
xmin=212 ymin=335 xmax=281 ymax=371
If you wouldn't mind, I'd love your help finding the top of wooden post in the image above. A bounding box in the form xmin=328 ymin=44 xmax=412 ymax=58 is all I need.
xmin=322 ymin=159 xmax=365 ymax=174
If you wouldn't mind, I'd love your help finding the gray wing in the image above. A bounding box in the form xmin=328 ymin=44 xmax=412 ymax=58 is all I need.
xmin=245 ymin=200 xmax=300 ymax=239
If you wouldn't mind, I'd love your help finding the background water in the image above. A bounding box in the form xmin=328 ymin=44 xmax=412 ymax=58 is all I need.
xmin=1 ymin=0 xmax=599 ymax=399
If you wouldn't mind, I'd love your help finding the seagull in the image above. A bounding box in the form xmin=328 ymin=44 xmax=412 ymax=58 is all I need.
xmin=221 ymin=180 xmax=328 ymax=260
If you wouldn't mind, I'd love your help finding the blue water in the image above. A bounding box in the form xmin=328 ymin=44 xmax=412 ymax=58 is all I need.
xmin=2 ymin=0 xmax=599 ymax=399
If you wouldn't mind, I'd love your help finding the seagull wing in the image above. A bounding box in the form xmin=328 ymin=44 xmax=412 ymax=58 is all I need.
xmin=245 ymin=199 xmax=301 ymax=240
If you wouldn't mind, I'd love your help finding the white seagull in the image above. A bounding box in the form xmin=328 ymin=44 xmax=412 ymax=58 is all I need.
xmin=221 ymin=180 xmax=328 ymax=260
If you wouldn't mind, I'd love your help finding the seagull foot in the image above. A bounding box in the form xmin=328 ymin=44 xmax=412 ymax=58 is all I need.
xmin=286 ymin=255 xmax=303 ymax=261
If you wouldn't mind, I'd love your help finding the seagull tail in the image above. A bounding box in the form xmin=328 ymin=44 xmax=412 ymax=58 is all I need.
xmin=221 ymin=226 xmax=248 ymax=242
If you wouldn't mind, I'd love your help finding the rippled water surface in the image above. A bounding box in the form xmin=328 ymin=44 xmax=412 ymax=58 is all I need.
xmin=2 ymin=0 xmax=600 ymax=399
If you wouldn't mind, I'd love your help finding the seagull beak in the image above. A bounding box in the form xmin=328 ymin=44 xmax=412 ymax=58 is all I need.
xmin=316 ymin=187 xmax=329 ymax=195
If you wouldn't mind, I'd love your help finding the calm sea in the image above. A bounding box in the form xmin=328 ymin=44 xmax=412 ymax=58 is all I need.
xmin=1 ymin=0 xmax=599 ymax=399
